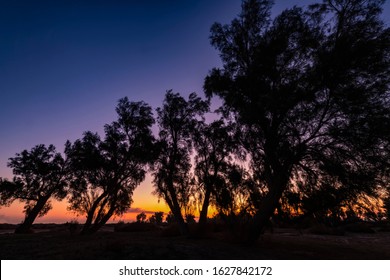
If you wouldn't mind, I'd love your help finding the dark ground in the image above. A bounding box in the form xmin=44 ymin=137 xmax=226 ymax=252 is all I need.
xmin=1 ymin=223 xmax=390 ymax=259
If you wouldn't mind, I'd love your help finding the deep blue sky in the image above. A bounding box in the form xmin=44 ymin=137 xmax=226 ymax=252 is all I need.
xmin=0 ymin=0 xmax=234 ymax=178
xmin=1 ymin=0 xmax=389 ymax=180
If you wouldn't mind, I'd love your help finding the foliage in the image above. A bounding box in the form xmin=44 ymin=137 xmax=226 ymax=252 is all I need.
xmin=165 ymin=212 xmax=175 ymax=224
xmin=152 ymin=90 xmax=209 ymax=234
xmin=0 ymin=144 xmax=68 ymax=233
xmin=148 ymin=211 xmax=164 ymax=225
xmin=205 ymin=0 xmax=390 ymax=241
xmin=192 ymin=119 xmax=238 ymax=225
xmin=1 ymin=0 xmax=389 ymax=240
xmin=65 ymin=97 xmax=155 ymax=234
xmin=185 ymin=213 xmax=196 ymax=224
xmin=136 ymin=212 xmax=147 ymax=223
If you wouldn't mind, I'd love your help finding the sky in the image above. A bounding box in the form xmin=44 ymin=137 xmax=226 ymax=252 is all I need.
xmin=1 ymin=0 xmax=389 ymax=224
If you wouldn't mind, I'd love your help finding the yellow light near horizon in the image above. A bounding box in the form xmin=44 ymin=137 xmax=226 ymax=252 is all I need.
xmin=0 ymin=200 xmax=77 ymax=224
xmin=0 ymin=181 xmax=171 ymax=224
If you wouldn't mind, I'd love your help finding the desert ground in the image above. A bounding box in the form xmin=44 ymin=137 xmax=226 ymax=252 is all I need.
xmin=1 ymin=222 xmax=390 ymax=260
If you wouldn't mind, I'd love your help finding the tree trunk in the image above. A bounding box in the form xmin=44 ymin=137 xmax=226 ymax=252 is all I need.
xmin=81 ymin=192 xmax=107 ymax=234
xmin=199 ymin=187 xmax=211 ymax=226
xmin=246 ymin=187 xmax=283 ymax=242
xmin=160 ymin=188 xmax=189 ymax=235
xmin=86 ymin=206 xmax=116 ymax=234
xmin=15 ymin=197 xmax=49 ymax=234
xmin=165 ymin=179 xmax=189 ymax=235
xmin=170 ymin=198 xmax=188 ymax=235
xmin=246 ymin=169 xmax=290 ymax=243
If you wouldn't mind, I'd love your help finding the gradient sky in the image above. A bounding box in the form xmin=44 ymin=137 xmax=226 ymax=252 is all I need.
xmin=1 ymin=0 xmax=389 ymax=223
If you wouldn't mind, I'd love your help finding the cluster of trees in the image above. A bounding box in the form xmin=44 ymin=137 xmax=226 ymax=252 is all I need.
xmin=1 ymin=0 xmax=389 ymax=241
xmin=135 ymin=211 xmax=196 ymax=225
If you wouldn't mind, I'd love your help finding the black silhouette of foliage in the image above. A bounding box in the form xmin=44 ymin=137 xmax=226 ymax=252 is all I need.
xmin=185 ymin=213 xmax=196 ymax=224
xmin=136 ymin=212 xmax=147 ymax=223
xmin=149 ymin=211 xmax=164 ymax=225
xmin=65 ymin=97 xmax=155 ymax=234
xmin=192 ymin=119 xmax=238 ymax=225
xmin=0 ymin=144 xmax=68 ymax=233
xmin=205 ymin=0 xmax=390 ymax=241
xmin=152 ymin=90 xmax=209 ymax=234
xmin=165 ymin=212 xmax=175 ymax=224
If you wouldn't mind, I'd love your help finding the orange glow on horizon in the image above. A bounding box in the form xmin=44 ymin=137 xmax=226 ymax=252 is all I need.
xmin=0 ymin=181 xmax=172 ymax=224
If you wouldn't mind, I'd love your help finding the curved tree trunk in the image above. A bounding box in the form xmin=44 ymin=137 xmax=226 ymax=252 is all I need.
xmin=15 ymin=197 xmax=49 ymax=234
xmin=86 ymin=206 xmax=116 ymax=234
xmin=246 ymin=165 xmax=291 ymax=243
xmin=246 ymin=186 xmax=284 ymax=242
xmin=81 ymin=192 xmax=107 ymax=234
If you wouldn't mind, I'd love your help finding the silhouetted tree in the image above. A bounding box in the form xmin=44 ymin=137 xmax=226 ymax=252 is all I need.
xmin=65 ymin=97 xmax=155 ymax=234
xmin=192 ymin=119 xmax=236 ymax=226
xmin=152 ymin=90 xmax=209 ymax=235
xmin=0 ymin=145 xmax=68 ymax=233
xmin=205 ymin=0 xmax=390 ymax=241
xmin=136 ymin=212 xmax=147 ymax=223
xmin=214 ymin=164 xmax=254 ymax=220
xmin=165 ymin=212 xmax=175 ymax=224
xmin=149 ymin=211 xmax=164 ymax=225
xmin=384 ymin=196 xmax=390 ymax=220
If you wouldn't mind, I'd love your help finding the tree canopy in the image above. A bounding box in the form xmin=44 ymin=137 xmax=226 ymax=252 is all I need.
xmin=152 ymin=90 xmax=209 ymax=234
xmin=192 ymin=119 xmax=238 ymax=225
xmin=0 ymin=144 xmax=68 ymax=233
xmin=0 ymin=1 xmax=389 ymax=241
xmin=65 ymin=97 xmax=155 ymax=234
xmin=205 ymin=0 xmax=390 ymax=241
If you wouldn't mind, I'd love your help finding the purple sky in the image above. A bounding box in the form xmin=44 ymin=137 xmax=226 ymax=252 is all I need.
xmin=1 ymin=0 xmax=389 ymax=179
xmin=0 ymin=0 xmax=238 ymax=179
xmin=1 ymin=0 xmax=389 ymax=223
